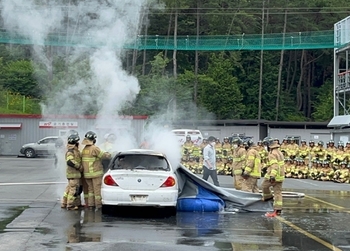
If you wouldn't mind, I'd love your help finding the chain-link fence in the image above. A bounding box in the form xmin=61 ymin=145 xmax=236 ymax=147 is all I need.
xmin=0 ymin=91 xmax=41 ymax=114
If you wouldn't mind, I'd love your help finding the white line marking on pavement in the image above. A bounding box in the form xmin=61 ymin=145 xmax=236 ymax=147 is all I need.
xmin=295 ymin=179 xmax=319 ymax=187
xmin=0 ymin=182 xmax=66 ymax=186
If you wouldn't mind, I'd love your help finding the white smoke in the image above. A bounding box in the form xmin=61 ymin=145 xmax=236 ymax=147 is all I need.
xmin=0 ymin=0 xmax=146 ymax=135
xmin=1 ymin=0 xmax=183 ymax=168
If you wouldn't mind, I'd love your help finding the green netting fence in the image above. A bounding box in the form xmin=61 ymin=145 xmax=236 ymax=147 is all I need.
xmin=0 ymin=29 xmax=347 ymax=50
xmin=0 ymin=91 xmax=41 ymax=114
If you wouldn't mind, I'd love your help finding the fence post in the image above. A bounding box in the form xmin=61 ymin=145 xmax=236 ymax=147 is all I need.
xmin=6 ymin=92 xmax=9 ymax=110
xmin=23 ymin=95 xmax=26 ymax=113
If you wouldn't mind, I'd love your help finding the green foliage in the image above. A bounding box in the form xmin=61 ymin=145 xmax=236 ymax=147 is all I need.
xmin=312 ymin=80 xmax=333 ymax=121
xmin=0 ymin=90 xmax=41 ymax=114
xmin=0 ymin=60 xmax=40 ymax=98
xmin=0 ymin=0 xmax=343 ymax=122
xmin=200 ymin=52 xmax=245 ymax=119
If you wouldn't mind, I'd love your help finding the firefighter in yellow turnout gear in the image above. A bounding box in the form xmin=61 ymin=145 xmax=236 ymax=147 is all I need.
xmin=215 ymin=138 xmax=223 ymax=159
xmin=81 ymin=131 xmax=111 ymax=211
xmin=182 ymin=135 xmax=194 ymax=161
xmin=231 ymin=137 xmax=246 ymax=190
xmin=242 ymin=139 xmax=261 ymax=193
xmin=286 ymin=137 xmax=299 ymax=160
xmin=261 ymin=137 xmax=285 ymax=217
xmin=308 ymin=140 xmax=317 ymax=161
xmin=280 ymin=138 xmax=288 ymax=157
xmin=298 ymin=139 xmax=310 ymax=165
xmin=222 ymin=137 xmax=233 ymax=164
xmin=326 ymin=140 xmax=337 ymax=164
xmin=333 ymin=142 xmax=347 ymax=169
xmin=61 ymin=134 xmax=83 ymax=210
xmin=333 ymin=162 xmax=349 ymax=183
xmin=257 ymin=140 xmax=268 ymax=174
xmin=315 ymin=141 xmax=327 ymax=161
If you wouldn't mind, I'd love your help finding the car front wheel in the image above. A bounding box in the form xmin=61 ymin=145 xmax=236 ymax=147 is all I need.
xmin=24 ymin=148 xmax=36 ymax=158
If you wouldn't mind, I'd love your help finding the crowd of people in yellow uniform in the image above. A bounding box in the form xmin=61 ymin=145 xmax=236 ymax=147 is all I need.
xmin=181 ymin=136 xmax=350 ymax=183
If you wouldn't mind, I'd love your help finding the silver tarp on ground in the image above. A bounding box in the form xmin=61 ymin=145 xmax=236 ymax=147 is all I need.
xmin=176 ymin=164 xmax=274 ymax=212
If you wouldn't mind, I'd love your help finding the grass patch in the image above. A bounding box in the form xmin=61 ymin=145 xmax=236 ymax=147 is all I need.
xmin=0 ymin=206 xmax=28 ymax=233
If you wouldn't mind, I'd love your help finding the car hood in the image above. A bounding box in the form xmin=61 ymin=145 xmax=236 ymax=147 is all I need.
xmin=22 ymin=143 xmax=38 ymax=148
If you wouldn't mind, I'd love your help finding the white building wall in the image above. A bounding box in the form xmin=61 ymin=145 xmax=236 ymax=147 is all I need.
xmin=330 ymin=129 xmax=350 ymax=144
xmin=269 ymin=128 xmax=331 ymax=143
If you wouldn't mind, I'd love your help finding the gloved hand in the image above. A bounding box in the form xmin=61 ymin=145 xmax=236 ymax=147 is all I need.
xmin=242 ymin=171 xmax=250 ymax=179
xmin=269 ymin=176 xmax=276 ymax=183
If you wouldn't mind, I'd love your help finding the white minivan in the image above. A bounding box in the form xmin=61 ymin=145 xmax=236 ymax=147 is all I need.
xmin=171 ymin=129 xmax=203 ymax=145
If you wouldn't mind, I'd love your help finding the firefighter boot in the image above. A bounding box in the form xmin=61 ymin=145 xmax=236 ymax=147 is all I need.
xmin=265 ymin=210 xmax=282 ymax=217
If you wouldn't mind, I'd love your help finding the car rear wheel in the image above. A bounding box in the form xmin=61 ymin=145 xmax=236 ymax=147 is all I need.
xmin=24 ymin=148 xmax=36 ymax=158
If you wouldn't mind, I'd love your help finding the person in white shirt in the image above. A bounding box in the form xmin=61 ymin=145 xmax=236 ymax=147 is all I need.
xmin=202 ymin=136 xmax=220 ymax=186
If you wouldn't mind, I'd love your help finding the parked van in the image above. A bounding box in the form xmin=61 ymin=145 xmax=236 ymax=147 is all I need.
xmin=171 ymin=129 xmax=203 ymax=145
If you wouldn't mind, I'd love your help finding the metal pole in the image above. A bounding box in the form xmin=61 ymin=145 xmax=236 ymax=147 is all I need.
xmin=258 ymin=0 xmax=265 ymax=120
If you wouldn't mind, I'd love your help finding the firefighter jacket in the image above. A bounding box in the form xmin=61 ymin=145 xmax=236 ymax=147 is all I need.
xmin=334 ymin=149 xmax=346 ymax=164
xmin=215 ymin=143 xmax=223 ymax=156
xmin=315 ymin=146 xmax=326 ymax=160
xmin=222 ymin=143 xmax=232 ymax=157
xmin=284 ymin=162 xmax=292 ymax=174
xmin=298 ymin=145 xmax=310 ymax=159
xmin=309 ymin=166 xmax=319 ymax=178
xmin=257 ymin=145 xmax=268 ymax=163
xmin=232 ymin=147 xmax=246 ymax=175
xmin=309 ymin=146 xmax=317 ymax=160
xmin=345 ymin=148 xmax=350 ymax=160
xmin=286 ymin=143 xmax=299 ymax=158
xmin=326 ymin=147 xmax=337 ymax=161
xmin=338 ymin=168 xmax=349 ymax=180
xmin=182 ymin=141 xmax=194 ymax=155
xmin=81 ymin=144 xmax=111 ymax=179
xmin=192 ymin=144 xmax=201 ymax=157
xmin=280 ymin=143 xmax=288 ymax=155
xmin=299 ymin=164 xmax=308 ymax=175
xmin=65 ymin=144 xmax=82 ymax=179
xmin=244 ymin=146 xmax=261 ymax=178
xmin=265 ymin=145 xmax=285 ymax=182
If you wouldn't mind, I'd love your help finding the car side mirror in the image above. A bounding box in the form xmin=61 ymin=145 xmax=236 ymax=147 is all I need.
xmin=37 ymin=141 xmax=41 ymax=144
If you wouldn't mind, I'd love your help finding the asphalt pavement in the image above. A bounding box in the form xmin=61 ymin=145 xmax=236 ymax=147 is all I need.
xmin=1 ymin=157 xmax=350 ymax=251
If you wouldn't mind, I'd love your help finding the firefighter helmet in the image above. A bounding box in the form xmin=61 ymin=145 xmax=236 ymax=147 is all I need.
xmin=263 ymin=137 xmax=274 ymax=147
xmin=67 ymin=134 xmax=80 ymax=144
xmin=67 ymin=129 xmax=79 ymax=137
xmin=85 ymin=131 xmax=97 ymax=141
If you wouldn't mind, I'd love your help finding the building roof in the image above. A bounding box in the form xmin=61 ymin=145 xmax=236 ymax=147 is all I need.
xmin=172 ymin=119 xmax=329 ymax=128
xmin=327 ymin=115 xmax=350 ymax=128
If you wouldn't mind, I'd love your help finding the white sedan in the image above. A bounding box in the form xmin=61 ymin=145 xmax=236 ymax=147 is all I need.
xmin=101 ymin=149 xmax=178 ymax=214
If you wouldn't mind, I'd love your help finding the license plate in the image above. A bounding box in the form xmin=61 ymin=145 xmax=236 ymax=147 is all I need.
xmin=130 ymin=195 xmax=148 ymax=202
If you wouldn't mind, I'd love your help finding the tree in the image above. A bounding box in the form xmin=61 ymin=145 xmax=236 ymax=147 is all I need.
xmin=199 ymin=52 xmax=245 ymax=119
xmin=312 ymin=80 xmax=333 ymax=121
xmin=0 ymin=60 xmax=40 ymax=98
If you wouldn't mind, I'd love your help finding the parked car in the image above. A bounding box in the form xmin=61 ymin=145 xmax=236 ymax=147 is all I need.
xmin=101 ymin=149 xmax=178 ymax=214
xmin=20 ymin=136 xmax=59 ymax=158
xmin=171 ymin=129 xmax=203 ymax=145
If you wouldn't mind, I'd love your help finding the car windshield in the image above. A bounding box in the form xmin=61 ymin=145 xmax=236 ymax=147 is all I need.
xmin=112 ymin=154 xmax=170 ymax=171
